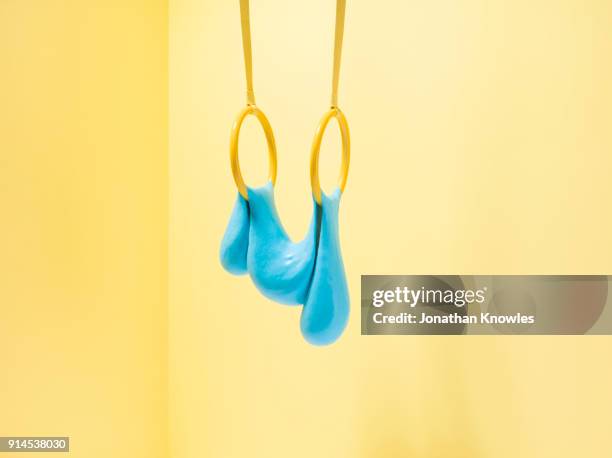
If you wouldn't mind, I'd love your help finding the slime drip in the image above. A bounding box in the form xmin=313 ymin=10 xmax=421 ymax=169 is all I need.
xmin=220 ymin=181 xmax=349 ymax=344
xmin=301 ymin=189 xmax=349 ymax=345
xmin=219 ymin=194 xmax=249 ymax=275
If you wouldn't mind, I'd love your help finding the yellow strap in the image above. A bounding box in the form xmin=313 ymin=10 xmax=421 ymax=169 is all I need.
xmin=239 ymin=0 xmax=255 ymax=105
xmin=239 ymin=0 xmax=347 ymax=108
xmin=330 ymin=0 xmax=346 ymax=108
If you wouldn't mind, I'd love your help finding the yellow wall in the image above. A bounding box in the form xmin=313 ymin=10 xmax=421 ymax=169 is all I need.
xmin=170 ymin=1 xmax=612 ymax=458
xmin=2 ymin=1 xmax=612 ymax=457
xmin=0 ymin=2 xmax=168 ymax=457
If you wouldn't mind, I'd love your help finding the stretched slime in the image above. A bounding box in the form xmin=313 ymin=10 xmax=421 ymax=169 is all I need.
xmin=220 ymin=183 xmax=349 ymax=345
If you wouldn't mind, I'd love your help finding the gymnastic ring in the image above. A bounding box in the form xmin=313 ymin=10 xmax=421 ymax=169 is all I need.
xmin=230 ymin=104 xmax=278 ymax=200
xmin=309 ymin=107 xmax=350 ymax=205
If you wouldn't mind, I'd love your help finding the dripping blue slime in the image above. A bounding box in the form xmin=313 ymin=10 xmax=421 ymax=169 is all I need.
xmin=219 ymin=181 xmax=349 ymax=345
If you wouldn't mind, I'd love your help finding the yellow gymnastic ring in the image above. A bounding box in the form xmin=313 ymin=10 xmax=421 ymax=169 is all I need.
xmin=309 ymin=107 xmax=350 ymax=205
xmin=230 ymin=105 xmax=278 ymax=200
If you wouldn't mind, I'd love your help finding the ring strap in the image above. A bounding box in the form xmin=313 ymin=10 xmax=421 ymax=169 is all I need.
xmin=330 ymin=0 xmax=346 ymax=108
xmin=239 ymin=0 xmax=256 ymax=105
xmin=238 ymin=0 xmax=347 ymax=108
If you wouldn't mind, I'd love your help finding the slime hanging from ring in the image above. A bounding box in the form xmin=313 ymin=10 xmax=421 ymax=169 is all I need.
xmin=220 ymin=182 xmax=349 ymax=346
xmin=219 ymin=0 xmax=351 ymax=345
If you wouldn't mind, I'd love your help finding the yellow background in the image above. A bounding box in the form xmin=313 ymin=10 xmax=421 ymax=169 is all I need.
xmin=2 ymin=1 xmax=612 ymax=457
xmin=1 ymin=1 xmax=168 ymax=457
